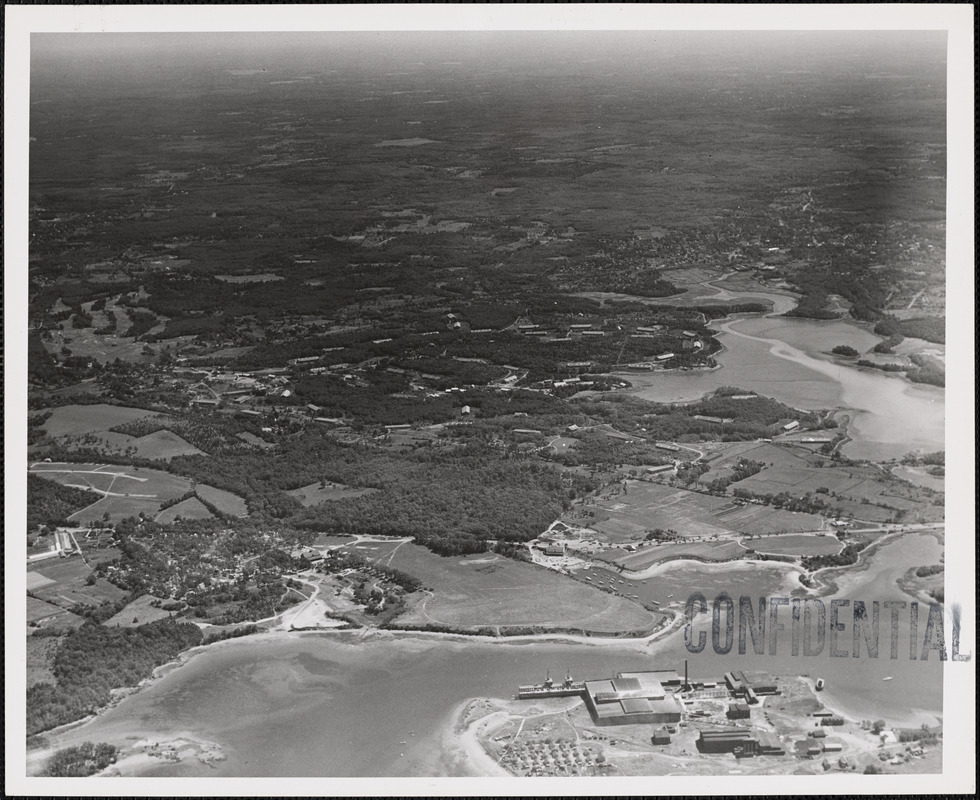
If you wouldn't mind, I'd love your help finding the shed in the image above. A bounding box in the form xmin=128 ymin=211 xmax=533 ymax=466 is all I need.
xmin=651 ymin=726 xmax=671 ymax=745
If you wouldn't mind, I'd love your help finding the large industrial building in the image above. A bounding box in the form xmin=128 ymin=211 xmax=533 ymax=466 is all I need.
xmin=583 ymin=671 xmax=683 ymax=726
xmin=697 ymin=728 xmax=786 ymax=757
xmin=724 ymin=670 xmax=780 ymax=702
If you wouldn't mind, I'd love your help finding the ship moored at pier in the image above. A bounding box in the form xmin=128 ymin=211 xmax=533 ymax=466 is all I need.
xmin=517 ymin=670 xmax=585 ymax=699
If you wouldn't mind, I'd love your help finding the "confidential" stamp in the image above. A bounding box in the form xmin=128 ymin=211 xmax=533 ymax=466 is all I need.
xmin=684 ymin=593 xmax=972 ymax=661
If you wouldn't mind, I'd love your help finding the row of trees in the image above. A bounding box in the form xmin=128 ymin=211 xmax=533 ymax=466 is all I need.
xmin=704 ymin=458 xmax=765 ymax=494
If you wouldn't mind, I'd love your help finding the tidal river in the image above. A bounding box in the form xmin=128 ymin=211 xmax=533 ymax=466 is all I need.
xmin=38 ymin=534 xmax=943 ymax=778
xmin=622 ymin=287 xmax=945 ymax=461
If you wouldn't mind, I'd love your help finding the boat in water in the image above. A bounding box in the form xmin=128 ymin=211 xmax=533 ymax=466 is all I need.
xmin=516 ymin=669 xmax=586 ymax=699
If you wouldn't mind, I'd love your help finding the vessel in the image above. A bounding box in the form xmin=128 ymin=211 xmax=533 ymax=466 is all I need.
xmin=516 ymin=670 xmax=586 ymax=699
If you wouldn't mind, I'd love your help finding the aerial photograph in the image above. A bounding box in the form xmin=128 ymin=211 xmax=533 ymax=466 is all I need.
xmin=8 ymin=9 xmax=974 ymax=794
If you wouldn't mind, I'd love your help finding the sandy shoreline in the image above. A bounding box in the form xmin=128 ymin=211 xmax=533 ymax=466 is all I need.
xmin=443 ymin=700 xmax=511 ymax=777
xmin=102 ymin=732 xmax=227 ymax=777
xmin=26 ymin=527 xmax=944 ymax=776
xmin=800 ymin=677 xmax=942 ymax=730
xmin=27 ymin=613 xmax=943 ymax=778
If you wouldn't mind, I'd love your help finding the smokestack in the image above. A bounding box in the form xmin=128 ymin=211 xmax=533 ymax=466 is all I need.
xmin=684 ymin=659 xmax=689 ymax=690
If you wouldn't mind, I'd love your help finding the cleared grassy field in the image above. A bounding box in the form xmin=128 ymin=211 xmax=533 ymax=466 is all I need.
xmin=26 ymin=571 xmax=57 ymax=590
xmin=42 ymin=328 xmax=157 ymax=364
xmin=743 ymin=533 xmax=843 ymax=557
xmin=731 ymin=442 xmax=818 ymax=469
xmin=735 ymin=466 xmax=864 ymax=495
xmin=30 ymin=557 xmax=127 ymax=611
xmin=132 ymin=429 xmax=205 ymax=459
xmin=287 ymin=481 xmax=379 ymax=506
xmin=575 ymin=560 xmax=794 ymax=615
xmin=37 ymin=404 xmax=203 ymax=460
xmin=82 ymin=429 xmax=204 ymax=460
xmin=832 ymin=500 xmax=895 ymax=523
xmin=29 ymin=462 xmax=194 ymax=524
xmin=27 ymin=634 xmax=65 ymax=688
xmin=380 ymin=544 xmax=660 ymax=633
xmin=604 ymin=539 xmax=746 ymax=570
xmin=196 ymin=484 xmax=249 ymax=516
xmin=39 ymin=404 xmax=162 ymax=437
xmin=155 ymin=496 xmax=214 ymax=524
xmin=313 ymin=533 xmax=356 ymax=549
xmin=28 ymin=595 xmax=77 ymax=624
xmin=104 ymin=595 xmax=175 ymax=627
xmin=236 ymin=431 xmax=275 ymax=449
xmin=575 ymin=481 xmax=823 ymax=542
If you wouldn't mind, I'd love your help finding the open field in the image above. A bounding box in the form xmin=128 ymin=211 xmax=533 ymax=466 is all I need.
xmin=36 ymin=404 xmax=203 ymax=460
xmin=38 ymin=404 xmax=162 ymax=437
xmin=104 ymin=595 xmax=175 ymax=628
xmin=350 ymin=542 xmax=662 ymax=633
xmin=28 ymin=556 xmax=128 ymax=615
xmin=26 ymin=571 xmax=57 ymax=590
xmin=575 ymin=559 xmax=798 ymax=613
xmin=27 ymin=595 xmax=86 ymax=627
xmin=236 ymin=431 xmax=275 ymax=448
xmin=736 ymin=466 xmax=869 ymax=495
xmin=76 ymin=429 xmax=204 ymax=461
xmin=733 ymin=458 xmax=940 ymax=523
xmin=42 ymin=327 xmax=156 ymax=365
xmin=29 ymin=462 xmax=194 ymax=524
xmin=195 ymin=484 xmax=249 ymax=516
xmin=312 ymin=533 xmax=355 ymax=549
xmin=573 ymin=481 xmax=824 ymax=542
xmin=155 ymin=496 xmax=214 ymax=524
xmin=27 ymin=634 xmax=66 ymax=688
xmin=743 ymin=533 xmax=843 ymax=557
xmin=892 ymin=465 xmax=945 ymax=492
xmin=599 ymin=539 xmax=747 ymax=570
xmin=286 ymin=481 xmax=379 ymax=506
xmin=128 ymin=429 xmax=205 ymax=459
xmin=686 ymin=441 xmax=943 ymax=523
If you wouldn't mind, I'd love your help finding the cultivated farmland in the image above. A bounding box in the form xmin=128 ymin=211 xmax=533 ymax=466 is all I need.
xmin=572 ymin=481 xmax=824 ymax=542
xmin=27 ymin=595 xmax=85 ymax=628
xmin=27 ymin=557 xmax=127 ymax=612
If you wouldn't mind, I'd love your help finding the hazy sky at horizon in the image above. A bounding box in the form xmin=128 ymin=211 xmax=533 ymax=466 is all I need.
xmin=31 ymin=29 xmax=946 ymax=72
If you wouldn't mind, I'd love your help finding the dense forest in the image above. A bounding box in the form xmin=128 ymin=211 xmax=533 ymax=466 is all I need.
xmin=26 ymin=619 xmax=202 ymax=734
xmin=41 ymin=742 xmax=118 ymax=777
xmin=570 ymin=390 xmax=822 ymax=443
xmin=292 ymin=453 xmax=597 ymax=554
xmin=27 ymin=475 xmax=97 ymax=529
xmin=166 ymin=429 xmax=598 ymax=553
xmin=874 ymin=315 xmax=945 ymax=344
